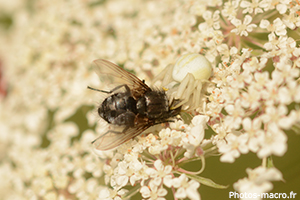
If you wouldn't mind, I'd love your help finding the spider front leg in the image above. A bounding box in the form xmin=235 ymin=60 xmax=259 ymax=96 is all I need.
xmin=152 ymin=64 xmax=174 ymax=89
xmin=172 ymin=73 xmax=198 ymax=110
xmin=153 ymin=53 xmax=212 ymax=110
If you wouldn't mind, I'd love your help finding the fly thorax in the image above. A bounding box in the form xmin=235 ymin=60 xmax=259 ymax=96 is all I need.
xmin=136 ymin=97 xmax=146 ymax=115
xmin=144 ymin=91 xmax=169 ymax=119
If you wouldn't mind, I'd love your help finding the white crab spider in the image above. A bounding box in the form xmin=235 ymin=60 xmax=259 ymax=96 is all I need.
xmin=153 ymin=53 xmax=212 ymax=110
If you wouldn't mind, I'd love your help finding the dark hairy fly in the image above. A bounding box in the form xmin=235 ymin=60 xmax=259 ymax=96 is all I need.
xmin=88 ymin=59 xmax=181 ymax=150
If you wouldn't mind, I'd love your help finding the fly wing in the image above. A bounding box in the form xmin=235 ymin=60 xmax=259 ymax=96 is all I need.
xmin=93 ymin=59 xmax=151 ymax=97
xmin=92 ymin=124 xmax=151 ymax=151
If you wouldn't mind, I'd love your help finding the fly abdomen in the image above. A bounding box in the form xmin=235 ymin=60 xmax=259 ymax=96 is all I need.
xmin=98 ymin=92 xmax=137 ymax=124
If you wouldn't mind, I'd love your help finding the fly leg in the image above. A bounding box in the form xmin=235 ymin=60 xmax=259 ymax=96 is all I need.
xmin=87 ymin=84 xmax=130 ymax=94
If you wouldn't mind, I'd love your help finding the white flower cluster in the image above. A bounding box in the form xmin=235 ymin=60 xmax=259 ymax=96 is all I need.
xmin=210 ymin=35 xmax=300 ymax=164
xmin=234 ymin=166 xmax=283 ymax=199
xmin=94 ymin=115 xmax=211 ymax=200
xmin=0 ymin=0 xmax=299 ymax=199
